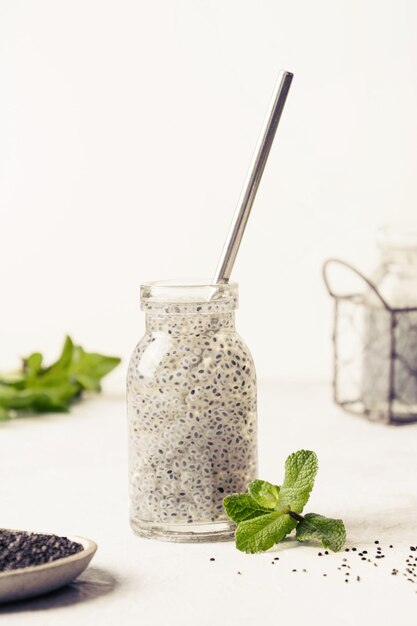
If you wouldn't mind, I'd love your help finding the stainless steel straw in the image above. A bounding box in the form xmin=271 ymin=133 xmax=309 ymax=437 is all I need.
xmin=213 ymin=70 xmax=293 ymax=284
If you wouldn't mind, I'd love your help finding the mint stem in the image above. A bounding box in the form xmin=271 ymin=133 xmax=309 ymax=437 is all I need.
xmin=287 ymin=510 xmax=305 ymax=523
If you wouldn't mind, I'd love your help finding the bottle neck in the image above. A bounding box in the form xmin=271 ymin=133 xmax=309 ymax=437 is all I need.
xmin=145 ymin=311 xmax=236 ymax=336
xmin=380 ymin=248 xmax=417 ymax=277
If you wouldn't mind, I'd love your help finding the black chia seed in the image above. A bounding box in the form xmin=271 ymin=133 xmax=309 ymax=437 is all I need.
xmin=0 ymin=530 xmax=83 ymax=572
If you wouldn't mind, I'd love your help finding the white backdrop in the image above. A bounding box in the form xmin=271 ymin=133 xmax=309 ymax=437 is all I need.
xmin=1 ymin=0 xmax=417 ymax=381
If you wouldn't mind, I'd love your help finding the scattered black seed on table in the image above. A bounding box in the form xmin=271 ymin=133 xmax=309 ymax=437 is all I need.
xmin=237 ymin=571 xmax=241 ymax=575
xmin=237 ymin=543 xmax=417 ymax=590
xmin=209 ymin=557 xmax=215 ymax=561
xmin=375 ymin=540 xmax=379 ymax=544
xmin=0 ymin=530 xmax=83 ymax=572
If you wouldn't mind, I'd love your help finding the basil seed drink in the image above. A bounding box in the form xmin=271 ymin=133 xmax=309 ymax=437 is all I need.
xmin=127 ymin=282 xmax=257 ymax=541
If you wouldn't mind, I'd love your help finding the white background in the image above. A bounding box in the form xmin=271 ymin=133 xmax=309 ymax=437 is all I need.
xmin=1 ymin=0 xmax=417 ymax=381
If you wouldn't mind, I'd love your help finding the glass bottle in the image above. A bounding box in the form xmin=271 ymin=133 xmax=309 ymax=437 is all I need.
xmin=362 ymin=225 xmax=417 ymax=421
xmin=127 ymin=281 xmax=257 ymax=541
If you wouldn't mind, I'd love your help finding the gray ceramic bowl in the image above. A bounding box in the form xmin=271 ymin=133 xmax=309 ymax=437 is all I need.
xmin=0 ymin=534 xmax=97 ymax=604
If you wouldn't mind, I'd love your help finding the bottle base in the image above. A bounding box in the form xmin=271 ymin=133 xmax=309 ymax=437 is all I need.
xmin=130 ymin=519 xmax=235 ymax=543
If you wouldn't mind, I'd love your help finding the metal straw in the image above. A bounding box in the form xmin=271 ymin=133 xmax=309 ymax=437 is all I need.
xmin=213 ymin=70 xmax=293 ymax=284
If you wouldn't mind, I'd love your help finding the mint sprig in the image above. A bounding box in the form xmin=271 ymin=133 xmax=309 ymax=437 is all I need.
xmin=224 ymin=450 xmax=346 ymax=553
xmin=0 ymin=336 xmax=121 ymax=419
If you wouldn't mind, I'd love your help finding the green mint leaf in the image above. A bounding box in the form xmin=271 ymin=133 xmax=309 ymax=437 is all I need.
xmin=248 ymin=480 xmax=280 ymax=508
xmin=0 ymin=336 xmax=120 ymax=419
xmin=24 ymin=353 xmax=43 ymax=377
xmin=235 ymin=511 xmax=297 ymax=554
xmin=70 ymin=346 xmax=121 ymax=391
xmin=223 ymin=493 xmax=271 ymax=524
xmin=43 ymin=336 xmax=74 ymax=375
xmin=0 ymin=380 xmax=78 ymax=413
xmin=278 ymin=450 xmax=318 ymax=513
xmin=295 ymin=513 xmax=346 ymax=552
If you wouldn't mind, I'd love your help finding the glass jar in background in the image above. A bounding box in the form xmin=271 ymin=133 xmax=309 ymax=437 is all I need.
xmin=127 ymin=281 xmax=257 ymax=542
xmin=363 ymin=225 xmax=417 ymax=419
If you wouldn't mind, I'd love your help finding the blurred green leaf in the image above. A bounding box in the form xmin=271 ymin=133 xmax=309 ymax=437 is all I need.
xmin=42 ymin=336 xmax=74 ymax=376
xmin=70 ymin=346 xmax=121 ymax=390
xmin=0 ymin=336 xmax=120 ymax=420
xmin=24 ymin=352 xmax=43 ymax=377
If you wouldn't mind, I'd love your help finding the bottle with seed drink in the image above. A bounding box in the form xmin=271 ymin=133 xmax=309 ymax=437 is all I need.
xmin=127 ymin=69 xmax=293 ymax=540
xmin=127 ymin=281 xmax=257 ymax=541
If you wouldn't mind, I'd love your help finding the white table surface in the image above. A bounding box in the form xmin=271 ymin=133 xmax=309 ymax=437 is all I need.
xmin=0 ymin=378 xmax=416 ymax=625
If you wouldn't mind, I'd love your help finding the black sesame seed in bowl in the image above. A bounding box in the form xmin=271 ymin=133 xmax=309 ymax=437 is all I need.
xmin=0 ymin=529 xmax=97 ymax=604
xmin=0 ymin=529 xmax=84 ymax=572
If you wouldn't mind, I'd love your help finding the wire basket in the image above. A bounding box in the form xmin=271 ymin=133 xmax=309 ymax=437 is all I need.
xmin=323 ymin=258 xmax=417 ymax=425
